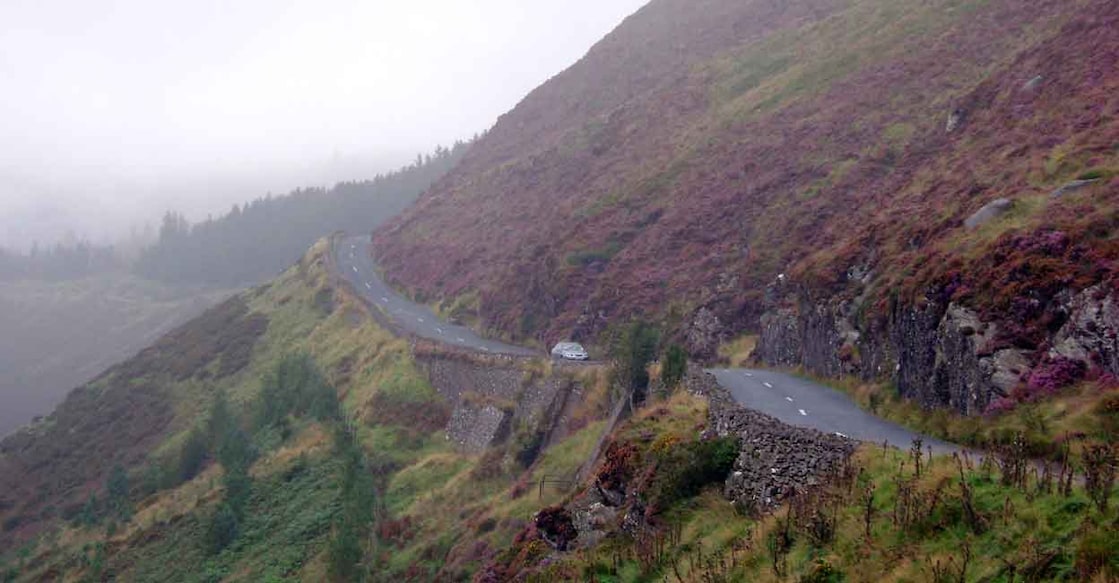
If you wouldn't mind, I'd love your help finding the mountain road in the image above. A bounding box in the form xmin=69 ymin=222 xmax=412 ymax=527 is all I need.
xmin=333 ymin=234 xmax=955 ymax=452
xmin=333 ymin=235 xmax=537 ymax=356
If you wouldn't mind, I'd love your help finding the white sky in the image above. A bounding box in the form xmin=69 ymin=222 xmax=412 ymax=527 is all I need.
xmin=0 ymin=0 xmax=648 ymax=249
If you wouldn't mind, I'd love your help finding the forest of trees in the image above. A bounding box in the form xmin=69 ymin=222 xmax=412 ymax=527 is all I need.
xmin=133 ymin=141 xmax=469 ymax=285
xmin=0 ymin=242 xmax=124 ymax=281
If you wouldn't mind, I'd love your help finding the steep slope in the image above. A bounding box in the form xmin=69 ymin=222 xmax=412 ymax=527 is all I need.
xmin=0 ymin=275 xmax=230 ymax=437
xmin=374 ymin=0 xmax=1117 ymax=405
xmin=0 ymin=239 xmax=615 ymax=581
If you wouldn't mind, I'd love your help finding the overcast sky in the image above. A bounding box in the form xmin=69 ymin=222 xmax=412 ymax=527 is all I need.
xmin=0 ymin=0 xmax=648 ymax=250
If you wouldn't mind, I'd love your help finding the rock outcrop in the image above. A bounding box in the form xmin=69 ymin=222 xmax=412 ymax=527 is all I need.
xmin=964 ymin=198 xmax=1013 ymax=229
xmin=755 ymin=286 xmax=1118 ymax=416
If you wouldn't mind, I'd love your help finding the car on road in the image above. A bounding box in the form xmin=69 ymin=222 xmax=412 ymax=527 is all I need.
xmin=551 ymin=342 xmax=589 ymax=361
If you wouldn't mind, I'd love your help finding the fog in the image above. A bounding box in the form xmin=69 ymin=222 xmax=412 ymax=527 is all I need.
xmin=0 ymin=0 xmax=648 ymax=250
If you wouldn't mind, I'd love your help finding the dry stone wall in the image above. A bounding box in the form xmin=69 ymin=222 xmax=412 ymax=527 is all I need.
xmin=414 ymin=348 xmax=575 ymax=453
xmin=685 ymin=366 xmax=857 ymax=511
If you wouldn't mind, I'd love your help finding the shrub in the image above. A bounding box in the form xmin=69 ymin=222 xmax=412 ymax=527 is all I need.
xmin=1093 ymin=391 xmax=1119 ymax=442
xmin=801 ymin=559 xmax=845 ymax=583
xmin=512 ymin=417 xmax=546 ymax=469
xmin=596 ymin=442 xmax=639 ymax=493
xmin=609 ymin=320 xmax=660 ymax=398
xmin=256 ymin=353 xmax=339 ymax=429
xmin=177 ymin=429 xmax=209 ymax=483
xmin=1074 ymin=519 xmax=1119 ymax=580
xmin=204 ymin=503 xmax=240 ymax=555
xmin=648 ymin=436 xmax=740 ymax=511
xmin=105 ymin=464 xmax=131 ymax=519
xmin=662 ymin=345 xmax=687 ymax=389
xmin=1020 ymin=356 xmax=1086 ymax=401
xmin=534 ymin=506 xmax=577 ymax=551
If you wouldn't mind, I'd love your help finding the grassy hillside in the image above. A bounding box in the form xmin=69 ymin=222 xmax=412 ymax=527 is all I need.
xmin=373 ymin=0 xmax=1117 ymax=351
xmin=0 ymin=275 xmax=231 ymax=438
xmin=0 ymin=239 xmax=609 ymax=581
xmin=493 ymin=441 xmax=1119 ymax=582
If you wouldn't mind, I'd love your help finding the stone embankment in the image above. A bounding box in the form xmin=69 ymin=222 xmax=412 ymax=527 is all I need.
xmin=685 ymin=366 xmax=857 ymax=511
xmin=412 ymin=341 xmax=580 ymax=453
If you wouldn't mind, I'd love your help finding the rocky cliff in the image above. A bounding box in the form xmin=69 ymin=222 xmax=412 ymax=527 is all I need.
xmin=755 ymin=286 xmax=1119 ymax=414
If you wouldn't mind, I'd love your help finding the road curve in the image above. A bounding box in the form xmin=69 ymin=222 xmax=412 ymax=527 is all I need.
xmin=708 ymin=368 xmax=956 ymax=454
xmin=334 ymin=234 xmax=951 ymax=449
xmin=333 ymin=235 xmax=537 ymax=356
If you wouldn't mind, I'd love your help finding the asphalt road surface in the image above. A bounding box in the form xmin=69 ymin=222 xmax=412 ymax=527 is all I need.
xmin=333 ymin=236 xmax=536 ymax=356
xmin=708 ymin=368 xmax=956 ymax=453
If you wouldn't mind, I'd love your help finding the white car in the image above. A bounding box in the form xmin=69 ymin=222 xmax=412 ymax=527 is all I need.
xmin=551 ymin=342 xmax=589 ymax=361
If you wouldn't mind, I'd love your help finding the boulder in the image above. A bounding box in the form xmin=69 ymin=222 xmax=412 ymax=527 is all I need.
xmin=964 ymin=198 xmax=1013 ymax=230
xmin=1048 ymin=179 xmax=1099 ymax=199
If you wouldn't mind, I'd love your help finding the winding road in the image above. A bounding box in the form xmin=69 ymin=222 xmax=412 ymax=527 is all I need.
xmin=707 ymin=368 xmax=955 ymax=453
xmin=333 ymin=235 xmax=536 ymax=356
xmin=333 ymin=234 xmax=952 ymax=451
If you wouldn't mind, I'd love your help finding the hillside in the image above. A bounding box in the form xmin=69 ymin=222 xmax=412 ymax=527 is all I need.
xmin=373 ymin=0 xmax=1117 ymax=411
xmin=0 ymin=275 xmax=230 ymax=437
xmin=0 ymin=239 xmax=617 ymax=581
xmin=0 ymin=239 xmax=1114 ymax=582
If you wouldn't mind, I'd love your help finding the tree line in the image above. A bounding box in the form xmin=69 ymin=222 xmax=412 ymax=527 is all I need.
xmin=1 ymin=141 xmax=469 ymax=285
xmin=0 ymin=241 xmax=124 ymax=281
xmin=133 ymin=142 xmax=468 ymax=286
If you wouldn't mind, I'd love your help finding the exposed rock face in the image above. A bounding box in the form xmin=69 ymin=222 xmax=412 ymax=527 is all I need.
xmin=686 ymin=307 xmax=726 ymax=361
xmin=1051 ymin=286 xmax=1119 ymax=374
xmin=755 ymin=308 xmax=802 ymax=367
xmin=964 ymin=198 xmax=1013 ymax=229
xmin=755 ymin=288 xmax=1117 ymax=415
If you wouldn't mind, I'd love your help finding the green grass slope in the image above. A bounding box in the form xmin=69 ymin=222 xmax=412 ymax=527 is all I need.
xmin=0 ymin=239 xmax=611 ymax=582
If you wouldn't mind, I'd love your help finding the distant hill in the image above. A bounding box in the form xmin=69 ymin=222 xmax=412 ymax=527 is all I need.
xmin=0 ymin=275 xmax=230 ymax=437
xmin=136 ymin=142 xmax=469 ymax=286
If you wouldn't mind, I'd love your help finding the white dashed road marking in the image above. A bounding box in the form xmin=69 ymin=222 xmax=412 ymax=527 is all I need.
xmin=417 ymin=318 xmax=424 ymax=323
xmin=785 ymin=397 xmax=793 ymax=402
xmin=364 ymin=283 xmax=371 ymax=289
xmin=456 ymin=337 xmax=465 ymax=343
xmin=481 ymin=347 xmax=491 ymax=352
xmin=435 ymin=328 xmax=443 ymax=334
xmin=380 ymin=297 xmax=389 ymax=303
xmin=352 ymin=266 xmax=358 ymax=273
xmin=798 ymin=409 xmax=808 ymax=416
xmin=763 ymin=382 xmax=773 ymax=388
xmin=744 ymin=372 xmax=753 ymax=377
